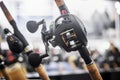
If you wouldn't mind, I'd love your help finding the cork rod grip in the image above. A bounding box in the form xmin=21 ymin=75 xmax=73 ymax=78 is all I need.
xmin=79 ymin=47 xmax=103 ymax=80
xmin=35 ymin=65 xmax=50 ymax=80
xmin=7 ymin=63 xmax=28 ymax=80
xmin=0 ymin=1 xmax=13 ymax=21
xmin=87 ymin=63 xmax=103 ymax=80
xmin=1 ymin=68 xmax=10 ymax=80
xmin=55 ymin=0 xmax=65 ymax=7
xmin=8 ymin=69 xmax=27 ymax=80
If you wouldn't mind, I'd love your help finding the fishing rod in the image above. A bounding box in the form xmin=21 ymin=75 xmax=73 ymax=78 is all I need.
xmin=27 ymin=0 xmax=103 ymax=80
xmin=0 ymin=1 xmax=50 ymax=80
xmin=53 ymin=0 xmax=103 ymax=80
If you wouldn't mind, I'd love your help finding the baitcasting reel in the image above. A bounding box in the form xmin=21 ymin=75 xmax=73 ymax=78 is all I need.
xmin=27 ymin=14 xmax=87 ymax=52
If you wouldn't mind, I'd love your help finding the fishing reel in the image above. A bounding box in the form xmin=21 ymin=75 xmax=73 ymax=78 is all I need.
xmin=27 ymin=14 xmax=88 ymax=52
xmin=4 ymin=28 xmax=24 ymax=54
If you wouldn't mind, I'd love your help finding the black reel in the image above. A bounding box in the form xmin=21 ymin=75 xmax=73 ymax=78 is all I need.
xmin=49 ymin=14 xmax=88 ymax=52
xmin=4 ymin=28 xmax=24 ymax=53
xmin=27 ymin=14 xmax=87 ymax=52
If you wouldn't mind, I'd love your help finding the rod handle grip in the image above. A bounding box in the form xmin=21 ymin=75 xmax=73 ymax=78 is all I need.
xmin=1 ymin=68 xmax=10 ymax=80
xmin=87 ymin=63 xmax=103 ymax=80
xmin=35 ymin=64 xmax=50 ymax=80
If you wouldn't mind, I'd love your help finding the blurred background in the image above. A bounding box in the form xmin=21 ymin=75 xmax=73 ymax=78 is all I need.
xmin=0 ymin=0 xmax=120 ymax=80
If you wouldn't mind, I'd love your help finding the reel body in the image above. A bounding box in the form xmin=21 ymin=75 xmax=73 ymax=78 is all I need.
xmin=4 ymin=28 xmax=24 ymax=54
xmin=6 ymin=35 xmax=24 ymax=53
xmin=50 ymin=14 xmax=87 ymax=52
